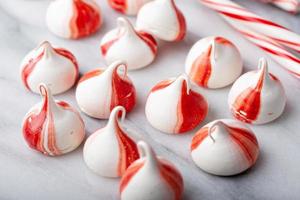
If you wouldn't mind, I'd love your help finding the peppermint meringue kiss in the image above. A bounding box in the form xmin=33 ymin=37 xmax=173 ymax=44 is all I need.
xmin=20 ymin=41 xmax=78 ymax=94
xmin=83 ymin=106 xmax=139 ymax=177
xmin=145 ymin=75 xmax=208 ymax=134
xmin=100 ymin=17 xmax=157 ymax=70
xmin=120 ymin=141 xmax=184 ymax=200
xmin=76 ymin=61 xmax=136 ymax=119
xmin=191 ymin=119 xmax=259 ymax=176
xmin=185 ymin=36 xmax=243 ymax=89
xmin=136 ymin=0 xmax=186 ymax=41
xmin=46 ymin=0 xmax=102 ymax=39
xmin=108 ymin=0 xmax=153 ymax=15
xmin=22 ymin=84 xmax=85 ymax=156
xmin=228 ymin=58 xmax=286 ymax=124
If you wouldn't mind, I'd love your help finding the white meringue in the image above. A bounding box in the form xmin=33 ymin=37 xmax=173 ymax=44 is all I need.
xmin=20 ymin=41 xmax=79 ymax=95
xmin=108 ymin=0 xmax=153 ymax=15
xmin=228 ymin=58 xmax=286 ymax=124
xmin=120 ymin=141 xmax=184 ymax=200
xmin=185 ymin=36 xmax=243 ymax=89
xmin=191 ymin=119 xmax=259 ymax=176
xmin=136 ymin=0 xmax=186 ymax=41
xmin=100 ymin=17 xmax=157 ymax=70
xmin=46 ymin=0 xmax=102 ymax=39
xmin=22 ymin=84 xmax=85 ymax=156
xmin=145 ymin=74 xmax=208 ymax=134
xmin=76 ymin=61 xmax=136 ymax=119
xmin=83 ymin=106 xmax=139 ymax=177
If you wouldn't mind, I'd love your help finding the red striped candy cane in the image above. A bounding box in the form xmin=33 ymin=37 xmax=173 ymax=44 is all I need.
xmin=201 ymin=0 xmax=300 ymax=52
xmin=218 ymin=10 xmax=300 ymax=77
xmin=260 ymin=0 xmax=300 ymax=14
xmin=200 ymin=0 xmax=300 ymax=77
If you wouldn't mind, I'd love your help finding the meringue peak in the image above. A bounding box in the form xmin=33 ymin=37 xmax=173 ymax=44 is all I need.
xmin=46 ymin=0 xmax=101 ymax=39
xmin=39 ymin=83 xmax=62 ymax=114
xmin=83 ymin=105 xmax=139 ymax=177
xmin=145 ymin=74 xmax=208 ymax=134
xmin=101 ymin=17 xmax=157 ymax=70
xmin=105 ymin=60 xmax=128 ymax=77
xmin=136 ymin=0 xmax=186 ymax=41
xmin=171 ymin=74 xmax=191 ymax=95
xmin=228 ymin=58 xmax=286 ymax=124
xmin=117 ymin=17 xmax=136 ymax=36
xmin=191 ymin=119 xmax=259 ymax=176
xmin=20 ymin=41 xmax=78 ymax=94
xmin=137 ymin=141 xmax=159 ymax=169
xmin=185 ymin=36 xmax=243 ymax=88
xmin=42 ymin=41 xmax=56 ymax=60
xmin=120 ymin=140 xmax=184 ymax=199
xmin=208 ymin=120 xmax=229 ymax=142
xmin=257 ymin=57 xmax=271 ymax=85
xmin=106 ymin=106 xmax=126 ymax=130
xmin=22 ymin=83 xmax=85 ymax=156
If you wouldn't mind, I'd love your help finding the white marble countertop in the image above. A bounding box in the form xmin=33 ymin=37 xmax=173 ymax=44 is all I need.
xmin=0 ymin=0 xmax=300 ymax=199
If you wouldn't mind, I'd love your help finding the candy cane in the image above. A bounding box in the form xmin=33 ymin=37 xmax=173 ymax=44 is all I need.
xmin=199 ymin=0 xmax=300 ymax=77
xmin=259 ymin=0 xmax=300 ymax=14
xmin=200 ymin=0 xmax=300 ymax=52
xmin=227 ymin=19 xmax=300 ymax=77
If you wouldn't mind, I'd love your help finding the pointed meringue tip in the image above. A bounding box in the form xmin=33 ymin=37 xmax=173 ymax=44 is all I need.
xmin=258 ymin=57 xmax=269 ymax=80
xmin=39 ymin=41 xmax=51 ymax=47
xmin=137 ymin=141 xmax=156 ymax=162
xmin=174 ymin=74 xmax=190 ymax=94
xmin=111 ymin=60 xmax=127 ymax=68
xmin=38 ymin=83 xmax=60 ymax=111
xmin=39 ymin=83 xmax=51 ymax=97
xmin=258 ymin=58 xmax=268 ymax=71
xmin=117 ymin=17 xmax=134 ymax=32
xmin=208 ymin=120 xmax=228 ymax=142
xmin=107 ymin=61 xmax=128 ymax=76
xmin=109 ymin=106 xmax=126 ymax=122
xmin=41 ymin=41 xmax=55 ymax=59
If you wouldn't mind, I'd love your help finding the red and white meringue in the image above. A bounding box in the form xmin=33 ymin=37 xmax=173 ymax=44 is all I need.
xmin=83 ymin=106 xmax=139 ymax=177
xmin=20 ymin=41 xmax=78 ymax=94
xmin=145 ymin=74 xmax=208 ymax=134
xmin=76 ymin=61 xmax=136 ymax=119
xmin=22 ymin=84 xmax=85 ymax=156
xmin=120 ymin=141 xmax=184 ymax=200
xmin=46 ymin=0 xmax=102 ymax=39
xmin=228 ymin=58 xmax=286 ymax=124
xmin=185 ymin=36 xmax=243 ymax=89
xmin=108 ymin=0 xmax=153 ymax=15
xmin=191 ymin=119 xmax=259 ymax=176
xmin=100 ymin=17 xmax=157 ymax=70
xmin=136 ymin=0 xmax=186 ymax=41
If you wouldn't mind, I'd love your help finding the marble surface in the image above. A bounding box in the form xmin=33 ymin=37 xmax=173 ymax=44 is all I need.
xmin=0 ymin=0 xmax=299 ymax=199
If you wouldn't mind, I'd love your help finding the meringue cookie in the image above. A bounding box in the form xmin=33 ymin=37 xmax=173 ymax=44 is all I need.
xmin=46 ymin=0 xmax=102 ymax=39
xmin=136 ymin=0 xmax=186 ymax=41
xmin=20 ymin=41 xmax=78 ymax=94
xmin=83 ymin=106 xmax=139 ymax=177
xmin=228 ymin=58 xmax=286 ymax=124
xmin=22 ymin=84 xmax=85 ymax=156
xmin=145 ymin=74 xmax=208 ymax=134
xmin=185 ymin=36 xmax=243 ymax=89
xmin=108 ymin=0 xmax=153 ymax=15
xmin=100 ymin=17 xmax=157 ymax=70
xmin=191 ymin=119 xmax=259 ymax=176
xmin=120 ymin=141 xmax=184 ymax=200
xmin=76 ymin=61 xmax=136 ymax=119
